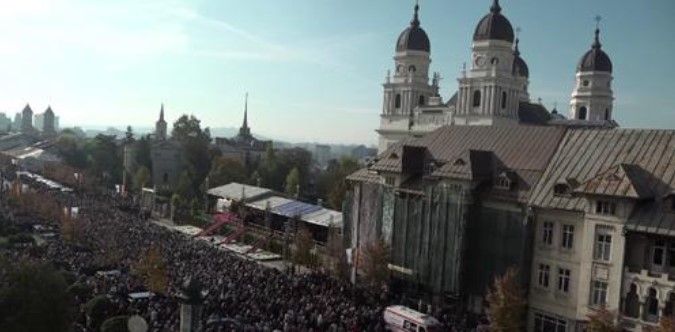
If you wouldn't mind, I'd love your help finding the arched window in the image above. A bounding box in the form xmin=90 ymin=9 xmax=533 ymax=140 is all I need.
xmin=578 ymin=106 xmax=587 ymax=120
xmin=605 ymin=108 xmax=610 ymax=120
xmin=624 ymin=283 xmax=640 ymax=318
xmin=501 ymin=91 xmax=508 ymax=109
xmin=664 ymin=293 xmax=675 ymax=319
xmin=646 ymin=288 xmax=659 ymax=322
xmin=418 ymin=95 xmax=425 ymax=106
xmin=473 ymin=90 xmax=481 ymax=107
xmin=396 ymin=65 xmax=403 ymax=73
xmin=408 ymin=65 xmax=416 ymax=73
xmin=395 ymin=94 xmax=402 ymax=109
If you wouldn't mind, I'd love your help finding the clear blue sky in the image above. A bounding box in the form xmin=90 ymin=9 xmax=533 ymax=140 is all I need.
xmin=1 ymin=0 xmax=673 ymax=145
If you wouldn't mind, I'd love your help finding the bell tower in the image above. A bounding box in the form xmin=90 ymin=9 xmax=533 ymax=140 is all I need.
xmin=570 ymin=17 xmax=614 ymax=122
xmin=378 ymin=2 xmax=438 ymax=153
xmin=455 ymin=0 xmax=522 ymax=125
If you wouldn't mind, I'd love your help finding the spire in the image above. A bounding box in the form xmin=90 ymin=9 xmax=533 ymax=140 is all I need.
xmin=514 ymin=27 xmax=521 ymax=56
xmin=593 ymin=15 xmax=602 ymax=49
xmin=242 ymin=93 xmax=249 ymax=130
xmin=411 ymin=0 xmax=420 ymax=27
xmin=490 ymin=0 xmax=502 ymax=14
xmin=159 ymin=103 xmax=165 ymax=122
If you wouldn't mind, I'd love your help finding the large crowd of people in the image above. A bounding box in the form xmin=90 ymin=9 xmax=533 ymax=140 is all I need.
xmin=0 ymin=174 xmax=482 ymax=331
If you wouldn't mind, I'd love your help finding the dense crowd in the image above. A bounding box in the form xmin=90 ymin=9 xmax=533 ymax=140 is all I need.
xmin=0 ymin=175 xmax=482 ymax=331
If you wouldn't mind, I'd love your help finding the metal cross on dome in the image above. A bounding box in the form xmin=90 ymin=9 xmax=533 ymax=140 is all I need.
xmin=594 ymin=15 xmax=602 ymax=29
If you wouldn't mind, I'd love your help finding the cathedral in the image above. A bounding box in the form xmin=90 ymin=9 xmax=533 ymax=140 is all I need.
xmin=377 ymin=0 xmax=616 ymax=153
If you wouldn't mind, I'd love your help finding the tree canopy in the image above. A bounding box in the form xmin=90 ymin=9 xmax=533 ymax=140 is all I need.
xmin=0 ymin=262 xmax=75 ymax=332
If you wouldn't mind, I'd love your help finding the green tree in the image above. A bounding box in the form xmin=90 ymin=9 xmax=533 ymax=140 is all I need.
xmin=360 ymin=238 xmax=391 ymax=290
xmin=124 ymin=125 xmax=135 ymax=145
xmin=132 ymin=135 xmax=153 ymax=172
xmin=176 ymin=171 xmax=195 ymax=201
xmin=86 ymin=134 xmax=123 ymax=187
xmin=172 ymin=115 xmax=212 ymax=191
xmin=84 ymin=295 xmax=114 ymax=331
xmin=0 ymin=262 xmax=75 ymax=332
xmin=101 ymin=316 xmax=131 ymax=332
xmin=486 ymin=267 xmax=526 ymax=332
xmin=208 ymin=157 xmax=247 ymax=188
xmin=133 ymin=166 xmax=151 ymax=191
xmin=55 ymin=131 xmax=88 ymax=169
xmin=285 ymin=167 xmax=301 ymax=197
xmin=327 ymin=156 xmax=359 ymax=210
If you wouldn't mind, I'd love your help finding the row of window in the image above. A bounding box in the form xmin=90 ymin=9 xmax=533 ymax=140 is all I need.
xmin=394 ymin=94 xmax=425 ymax=108
xmin=541 ymin=222 xmax=613 ymax=262
xmin=541 ymin=221 xmax=575 ymax=250
xmin=576 ymin=106 xmax=612 ymax=121
xmin=471 ymin=90 xmax=509 ymax=109
xmin=537 ymin=264 xmax=571 ymax=293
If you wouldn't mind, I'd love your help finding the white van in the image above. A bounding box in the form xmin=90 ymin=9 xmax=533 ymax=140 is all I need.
xmin=383 ymin=305 xmax=442 ymax=332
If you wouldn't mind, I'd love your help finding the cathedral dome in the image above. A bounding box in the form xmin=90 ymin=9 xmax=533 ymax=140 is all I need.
xmin=473 ymin=0 xmax=514 ymax=43
xmin=396 ymin=4 xmax=430 ymax=53
xmin=511 ymin=39 xmax=529 ymax=78
xmin=577 ymin=29 xmax=612 ymax=73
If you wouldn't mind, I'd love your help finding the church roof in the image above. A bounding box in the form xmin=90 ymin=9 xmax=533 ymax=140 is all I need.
xmin=518 ymin=102 xmax=551 ymax=125
xmin=396 ymin=4 xmax=430 ymax=53
xmin=473 ymin=0 xmax=515 ymax=43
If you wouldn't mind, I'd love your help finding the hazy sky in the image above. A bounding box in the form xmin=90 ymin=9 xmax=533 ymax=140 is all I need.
xmin=1 ymin=0 xmax=673 ymax=144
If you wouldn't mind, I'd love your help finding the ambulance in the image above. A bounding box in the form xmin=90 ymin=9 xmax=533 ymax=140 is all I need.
xmin=383 ymin=305 xmax=442 ymax=332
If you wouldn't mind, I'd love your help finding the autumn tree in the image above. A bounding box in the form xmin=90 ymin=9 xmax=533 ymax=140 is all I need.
xmin=293 ymin=223 xmax=314 ymax=268
xmin=485 ymin=267 xmax=526 ymax=332
xmin=361 ymin=238 xmax=391 ymax=290
xmin=324 ymin=224 xmax=349 ymax=280
xmin=134 ymin=247 xmax=169 ymax=294
xmin=586 ymin=305 xmax=620 ymax=332
xmin=648 ymin=317 xmax=675 ymax=332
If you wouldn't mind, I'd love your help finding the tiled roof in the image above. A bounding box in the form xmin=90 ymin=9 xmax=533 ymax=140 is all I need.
xmin=530 ymin=129 xmax=675 ymax=232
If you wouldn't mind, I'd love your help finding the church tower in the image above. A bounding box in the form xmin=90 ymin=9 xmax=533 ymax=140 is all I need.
xmin=455 ymin=0 xmax=525 ymax=125
xmin=570 ymin=22 xmax=614 ymax=122
xmin=155 ymin=104 xmax=167 ymax=140
xmin=378 ymin=2 xmax=438 ymax=152
xmin=238 ymin=93 xmax=253 ymax=140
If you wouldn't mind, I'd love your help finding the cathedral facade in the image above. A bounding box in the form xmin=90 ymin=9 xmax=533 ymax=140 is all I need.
xmin=377 ymin=0 xmax=616 ymax=153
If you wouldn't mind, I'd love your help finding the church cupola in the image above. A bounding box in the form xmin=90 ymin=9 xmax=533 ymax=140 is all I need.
xmin=396 ymin=4 xmax=430 ymax=53
xmin=570 ymin=18 xmax=615 ymax=122
xmin=512 ymin=39 xmax=529 ymax=78
xmin=473 ymin=0 xmax=515 ymax=43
